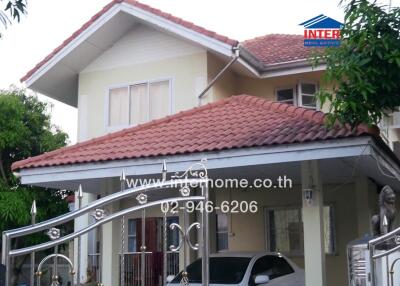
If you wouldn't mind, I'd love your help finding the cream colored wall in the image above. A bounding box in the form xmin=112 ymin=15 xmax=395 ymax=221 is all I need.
xmin=78 ymin=52 xmax=206 ymax=140
xmin=214 ymin=181 xmax=376 ymax=286
xmin=77 ymin=24 xmax=207 ymax=141
xmin=205 ymin=54 xmax=331 ymax=111
xmin=206 ymin=53 xmax=237 ymax=103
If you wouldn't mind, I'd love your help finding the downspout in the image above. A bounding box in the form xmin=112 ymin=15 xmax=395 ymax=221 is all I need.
xmin=197 ymin=45 xmax=240 ymax=105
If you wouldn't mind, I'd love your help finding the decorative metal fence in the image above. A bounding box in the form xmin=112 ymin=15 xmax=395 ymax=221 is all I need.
xmin=368 ymin=226 xmax=400 ymax=286
xmin=1 ymin=160 xmax=210 ymax=286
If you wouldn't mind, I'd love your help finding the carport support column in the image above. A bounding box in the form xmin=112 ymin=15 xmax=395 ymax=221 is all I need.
xmin=301 ymin=160 xmax=327 ymax=286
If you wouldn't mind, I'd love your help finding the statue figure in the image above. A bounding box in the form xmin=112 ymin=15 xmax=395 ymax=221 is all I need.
xmin=371 ymin=185 xmax=396 ymax=236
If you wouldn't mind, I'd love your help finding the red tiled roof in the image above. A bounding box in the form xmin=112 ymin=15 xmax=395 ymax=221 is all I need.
xmin=242 ymin=34 xmax=322 ymax=66
xmin=12 ymin=95 xmax=378 ymax=171
xmin=20 ymin=0 xmax=239 ymax=82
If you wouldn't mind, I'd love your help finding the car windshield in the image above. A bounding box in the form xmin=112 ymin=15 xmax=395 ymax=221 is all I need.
xmin=171 ymin=257 xmax=251 ymax=284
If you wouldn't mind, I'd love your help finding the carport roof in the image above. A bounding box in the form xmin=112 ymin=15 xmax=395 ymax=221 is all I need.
xmin=12 ymin=95 xmax=379 ymax=171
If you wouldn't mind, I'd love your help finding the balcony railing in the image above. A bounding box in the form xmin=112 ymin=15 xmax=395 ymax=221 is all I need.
xmin=88 ymin=251 xmax=179 ymax=286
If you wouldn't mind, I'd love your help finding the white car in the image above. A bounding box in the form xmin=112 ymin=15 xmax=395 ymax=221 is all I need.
xmin=167 ymin=252 xmax=304 ymax=286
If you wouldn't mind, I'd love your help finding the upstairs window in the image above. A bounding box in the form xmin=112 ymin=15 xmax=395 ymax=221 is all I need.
xmin=298 ymin=82 xmax=317 ymax=109
xmin=276 ymin=87 xmax=295 ymax=105
xmin=108 ymin=79 xmax=171 ymax=128
xmin=276 ymin=81 xmax=318 ymax=109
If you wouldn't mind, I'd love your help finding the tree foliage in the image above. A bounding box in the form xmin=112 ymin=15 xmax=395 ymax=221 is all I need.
xmin=0 ymin=88 xmax=71 ymax=284
xmin=0 ymin=0 xmax=27 ymax=38
xmin=315 ymin=0 xmax=400 ymax=127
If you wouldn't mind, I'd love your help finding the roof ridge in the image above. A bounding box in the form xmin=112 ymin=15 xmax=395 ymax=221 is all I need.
xmin=11 ymin=97 xmax=234 ymax=170
xmin=242 ymin=33 xmax=303 ymax=44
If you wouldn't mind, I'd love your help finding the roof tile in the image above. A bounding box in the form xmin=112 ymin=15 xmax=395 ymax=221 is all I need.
xmin=241 ymin=34 xmax=323 ymax=66
xmin=12 ymin=95 xmax=379 ymax=171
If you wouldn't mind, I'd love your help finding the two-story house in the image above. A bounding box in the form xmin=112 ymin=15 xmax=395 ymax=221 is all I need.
xmin=8 ymin=1 xmax=400 ymax=286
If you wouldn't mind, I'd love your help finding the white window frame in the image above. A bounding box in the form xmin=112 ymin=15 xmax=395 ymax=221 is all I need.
xmin=275 ymin=86 xmax=297 ymax=106
xmin=105 ymin=77 xmax=174 ymax=132
xmin=297 ymin=80 xmax=319 ymax=110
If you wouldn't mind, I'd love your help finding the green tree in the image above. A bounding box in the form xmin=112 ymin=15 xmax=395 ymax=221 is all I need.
xmin=315 ymin=0 xmax=400 ymax=127
xmin=0 ymin=0 xmax=27 ymax=38
xmin=0 ymin=88 xmax=71 ymax=285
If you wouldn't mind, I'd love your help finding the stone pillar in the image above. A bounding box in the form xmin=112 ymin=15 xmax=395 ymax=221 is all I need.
xmin=301 ymin=160 xmax=327 ymax=286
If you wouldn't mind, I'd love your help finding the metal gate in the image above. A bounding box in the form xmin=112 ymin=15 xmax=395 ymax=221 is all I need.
xmin=2 ymin=159 xmax=210 ymax=286
xmin=368 ymin=226 xmax=400 ymax=286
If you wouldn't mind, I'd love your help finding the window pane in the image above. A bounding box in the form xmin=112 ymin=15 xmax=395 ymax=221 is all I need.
xmin=301 ymin=95 xmax=316 ymax=107
xmin=277 ymin=88 xmax=294 ymax=103
xmin=130 ymin=84 xmax=148 ymax=125
xmin=271 ymin=209 xmax=302 ymax=253
xmin=149 ymin=80 xmax=169 ymax=120
xmin=128 ymin=219 xmax=136 ymax=235
xmin=128 ymin=237 xmax=137 ymax=252
xmin=217 ymin=233 xmax=228 ymax=251
xmin=301 ymin=83 xmax=316 ymax=94
xmin=109 ymin=87 xmax=129 ymax=126
xmin=217 ymin=214 xmax=228 ymax=232
xmin=167 ymin=216 xmax=179 ymax=247
xmin=216 ymin=214 xmax=228 ymax=251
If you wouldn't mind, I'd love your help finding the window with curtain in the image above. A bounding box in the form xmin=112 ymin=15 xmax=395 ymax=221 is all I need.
xmin=108 ymin=87 xmax=129 ymax=126
xmin=267 ymin=205 xmax=335 ymax=255
xmin=108 ymin=79 xmax=171 ymax=127
xmin=216 ymin=214 xmax=228 ymax=252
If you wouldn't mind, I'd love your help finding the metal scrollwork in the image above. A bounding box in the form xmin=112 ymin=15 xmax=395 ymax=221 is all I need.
xmin=169 ymin=222 xmax=201 ymax=252
xmin=136 ymin=193 xmax=148 ymax=204
xmin=179 ymin=185 xmax=191 ymax=197
xmin=46 ymin=227 xmax=61 ymax=240
xmin=172 ymin=158 xmax=208 ymax=180
xmin=186 ymin=222 xmax=201 ymax=250
xmin=91 ymin=209 xmax=106 ymax=221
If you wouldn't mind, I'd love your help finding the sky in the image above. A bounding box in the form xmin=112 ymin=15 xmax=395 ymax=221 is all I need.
xmin=0 ymin=0 xmax=398 ymax=144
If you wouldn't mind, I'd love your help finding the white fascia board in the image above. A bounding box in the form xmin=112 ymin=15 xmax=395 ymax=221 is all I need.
xmin=24 ymin=2 xmax=235 ymax=87
xmin=369 ymin=140 xmax=400 ymax=181
xmin=119 ymin=3 xmax=234 ymax=57
xmin=237 ymin=57 xmax=261 ymax=77
xmin=260 ymin=64 xmax=327 ymax=78
xmin=24 ymin=6 xmax=121 ymax=87
xmin=19 ymin=137 xmax=374 ymax=185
